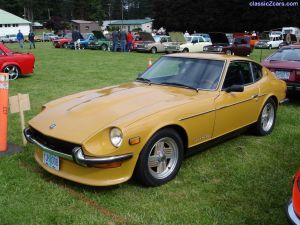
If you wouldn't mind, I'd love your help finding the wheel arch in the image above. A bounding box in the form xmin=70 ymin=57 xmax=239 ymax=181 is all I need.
xmin=151 ymin=124 xmax=189 ymax=151
xmin=1 ymin=63 xmax=22 ymax=74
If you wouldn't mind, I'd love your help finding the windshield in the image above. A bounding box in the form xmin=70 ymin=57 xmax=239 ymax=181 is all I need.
xmin=138 ymin=57 xmax=225 ymax=90
xmin=64 ymin=33 xmax=72 ymax=38
xmin=185 ymin=37 xmax=192 ymax=42
xmin=268 ymin=48 xmax=300 ymax=61
xmin=153 ymin=36 xmax=160 ymax=42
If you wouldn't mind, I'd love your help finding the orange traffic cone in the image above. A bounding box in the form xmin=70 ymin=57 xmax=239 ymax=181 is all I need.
xmin=148 ymin=58 xmax=152 ymax=68
xmin=0 ymin=73 xmax=9 ymax=151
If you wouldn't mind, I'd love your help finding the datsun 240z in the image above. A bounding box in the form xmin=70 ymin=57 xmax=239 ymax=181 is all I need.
xmin=24 ymin=53 xmax=287 ymax=187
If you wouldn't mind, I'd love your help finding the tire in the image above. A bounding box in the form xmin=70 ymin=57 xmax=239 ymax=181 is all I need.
xmin=101 ymin=44 xmax=108 ymax=51
xmin=226 ymin=50 xmax=232 ymax=55
xmin=254 ymin=98 xmax=277 ymax=136
xmin=151 ymin=47 xmax=157 ymax=54
xmin=3 ymin=65 xmax=20 ymax=80
xmin=63 ymin=43 xmax=67 ymax=48
xmin=135 ymin=128 xmax=184 ymax=186
xmin=182 ymin=48 xmax=189 ymax=53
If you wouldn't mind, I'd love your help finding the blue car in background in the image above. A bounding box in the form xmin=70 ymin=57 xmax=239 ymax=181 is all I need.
xmin=67 ymin=33 xmax=96 ymax=49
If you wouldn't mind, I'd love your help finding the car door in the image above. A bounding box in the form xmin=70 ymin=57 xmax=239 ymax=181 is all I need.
xmin=189 ymin=37 xmax=199 ymax=52
xmin=213 ymin=60 xmax=260 ymax=138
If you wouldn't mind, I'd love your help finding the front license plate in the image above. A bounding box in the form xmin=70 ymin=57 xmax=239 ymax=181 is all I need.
xmin=43 ymin=152 xmax=60 ymax=171
xmin=275 ymin=71 xmax=290 ymax=80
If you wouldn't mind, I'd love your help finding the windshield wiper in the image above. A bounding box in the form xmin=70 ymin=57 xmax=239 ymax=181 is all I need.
xmin=160 ymin=82 xmax=198 ymax=92
xmin=136 ymin=77 xmax=151 ymax=84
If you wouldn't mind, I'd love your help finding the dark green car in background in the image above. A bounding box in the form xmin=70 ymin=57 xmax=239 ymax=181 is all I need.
xmin=87 ymin=31 xmax=112 ymax=51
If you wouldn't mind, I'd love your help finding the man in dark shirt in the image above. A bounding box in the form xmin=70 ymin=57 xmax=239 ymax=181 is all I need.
xmin=112 ymin=30 xmax=119 ymax=52
xmin=28 ymin=30 xmax=35 ymax=49
xmin=72 ymin=30 xmax=82 ymax=50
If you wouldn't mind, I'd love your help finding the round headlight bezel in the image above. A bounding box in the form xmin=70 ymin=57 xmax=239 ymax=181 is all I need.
xmin=110 ymin=127 xmax=123 ymax=148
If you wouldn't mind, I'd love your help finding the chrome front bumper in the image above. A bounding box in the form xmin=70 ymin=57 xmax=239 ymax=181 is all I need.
xmin=287 ymin=199 xmax=300 ymax=225
xmin=24 ymin=127 xmax=133 ymax=166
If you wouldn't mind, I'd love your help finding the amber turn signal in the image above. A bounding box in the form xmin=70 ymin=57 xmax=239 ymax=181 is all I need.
xmin=92 ymin=162 xmax=122 ymax=168
xmin=129 ymin=136 xmax=141 ymax=145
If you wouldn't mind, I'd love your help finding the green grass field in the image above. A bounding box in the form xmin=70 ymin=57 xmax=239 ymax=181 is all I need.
xmin=1 ymin=43 xmax=299 ymax=225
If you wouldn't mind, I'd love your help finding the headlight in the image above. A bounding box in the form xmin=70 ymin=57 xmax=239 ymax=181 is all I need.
xmin=203 ymin=47 xmax=208 ymax=51
xmin=110 ymin=127 xmax=123 ymax=147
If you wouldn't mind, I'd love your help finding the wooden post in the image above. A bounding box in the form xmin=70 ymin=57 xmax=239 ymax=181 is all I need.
xmin=18 ymin=93 xmax=27 ymax=145
xmin=9 ymin=93 xmax=30 ymax=146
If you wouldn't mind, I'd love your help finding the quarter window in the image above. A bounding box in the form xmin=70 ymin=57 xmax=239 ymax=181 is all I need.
xmin=223 ymin=61 xmax=254 ymax=89
xmin=251 ymin=63 xmax=263 ymax=81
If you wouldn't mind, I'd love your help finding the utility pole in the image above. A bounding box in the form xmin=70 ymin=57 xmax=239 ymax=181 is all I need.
xmin=121 ymin=0 xmax=124 ymax=30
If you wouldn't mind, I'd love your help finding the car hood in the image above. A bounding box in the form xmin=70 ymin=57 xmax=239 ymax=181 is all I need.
xmin=0 ymin=43 xmax=13 ymax=54
xmin=28 ymin=82 xmax=210 ymax=144
xmin=169 ymin=32 xmax=186 ymax=43
xmin=139 ymin=32 xmax=154 ymax=42
xmin=208 ymin=32 xmax=229 ymax=45
xmin=261 ymin=60 xmax=300 ymax=69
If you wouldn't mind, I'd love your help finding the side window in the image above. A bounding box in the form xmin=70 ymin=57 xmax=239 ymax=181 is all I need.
xmin=199 ymin=37 xmax=204 ymax=42
xmin=192 ymin=37 xmax=198 ymax=43
xmin=251 ymin=63 xmax=263 ymax=81
xmin=223 ymin=61 xmax=254 ymax=89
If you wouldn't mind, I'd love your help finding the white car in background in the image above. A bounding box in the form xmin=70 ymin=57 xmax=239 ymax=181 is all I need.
xmin=165 ymin=32 xmax=211 ymax=53
xmin=255 ymin=34 xmax=283 ymax=49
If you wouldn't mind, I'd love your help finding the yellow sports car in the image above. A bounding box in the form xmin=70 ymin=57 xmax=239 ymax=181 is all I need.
xmin=24 ymin=53 xmax=287 ymax=186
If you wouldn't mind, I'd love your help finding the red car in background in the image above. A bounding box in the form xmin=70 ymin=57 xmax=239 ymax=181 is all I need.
xmin=52 ymin=33 xmax=72 ymax=48
xmin=261 ymin=45 xmax=300 ymax=92
xmin=287 ymin=169 xmax=300 ymax=225
xmin=0 ymin=43 xmax=35 ymax=80
xmin=203 ymin=32 xmax=252 ymax=56
xmin=132 ymin=34 xmax=147 ymax=51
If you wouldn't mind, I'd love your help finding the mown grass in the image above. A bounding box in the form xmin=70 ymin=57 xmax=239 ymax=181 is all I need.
xmin=0 ymin=42 xmax=299 ymax=225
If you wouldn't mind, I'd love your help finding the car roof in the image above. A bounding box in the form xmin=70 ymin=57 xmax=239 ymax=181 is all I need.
xmin=166 ymin=53 xmax=255 ymax=62
xmin=281 ymin=45 xmax=300 ymax=49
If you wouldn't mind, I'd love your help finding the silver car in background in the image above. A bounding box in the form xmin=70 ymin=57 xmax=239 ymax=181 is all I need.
xmin=136 ymin=32 xmax=171 ymax=54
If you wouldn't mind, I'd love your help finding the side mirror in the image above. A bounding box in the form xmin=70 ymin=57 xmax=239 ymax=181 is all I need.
xmin=224 ymin=84 xmax=244 ymax=93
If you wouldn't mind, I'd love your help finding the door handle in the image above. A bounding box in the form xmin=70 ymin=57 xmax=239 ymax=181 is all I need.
xmin=252 ymin=94 xmax=259 ymax=99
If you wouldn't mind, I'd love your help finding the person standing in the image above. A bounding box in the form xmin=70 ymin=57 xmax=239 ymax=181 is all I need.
xmin=120 ymin=30 xmax=127 ymax=52
xmin=126 ymin=31 xmax=133 ymax=52
xmin=72 ymin=30 xmax=82 ymax=50
xmin=28 ymin=30 xmax=35 ymax=49
xmin=16 ymin=30 xmax=24 ymax=48
xmin=112 ymin=30 xmax=119 ymax=52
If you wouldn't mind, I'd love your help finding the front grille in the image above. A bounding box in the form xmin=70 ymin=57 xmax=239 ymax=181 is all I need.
xmin=28 ymin=127 xmax=79 ymax=155
xmin=166 ymin=45 xmax=178 ymax=50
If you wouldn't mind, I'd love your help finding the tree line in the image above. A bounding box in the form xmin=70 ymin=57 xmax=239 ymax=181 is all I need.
xmin=0 ymin=0 xmax=299 ymax=32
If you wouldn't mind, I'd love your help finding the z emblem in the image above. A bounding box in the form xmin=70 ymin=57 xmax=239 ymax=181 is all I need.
xmin=49 ymin=123 xmax=56 ymax=129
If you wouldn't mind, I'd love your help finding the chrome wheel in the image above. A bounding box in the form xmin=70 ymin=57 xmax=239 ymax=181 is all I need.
xmin=151 ymin=47 xmax=157 ymax=54
xmin=148 ymin=137 xmax=179 ymax=180
xmin=226 ymin=50 xmax=232 ymax=55
xmin=135 ymin=128 xmax=183 ymax=186
xmin=4 ymin=65 xmax=20 ymax=80
xmin=261 ymin=102 xmax=275 ymax=132
xmin=101 ymin=44 xmax=108 ymax=51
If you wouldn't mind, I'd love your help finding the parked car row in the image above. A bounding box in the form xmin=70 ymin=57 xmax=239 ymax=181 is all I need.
xmin=52 ymin=31 xmax=253 ymax=56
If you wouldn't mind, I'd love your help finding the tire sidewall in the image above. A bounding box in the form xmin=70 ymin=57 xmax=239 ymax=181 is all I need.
xmin=4 ymin=65 xmax=20 ymax=80
xmin=151 ymin=47 xmax=157 ymax=54
xmin=135 ymin=128 xmax=184 ymax=186
xmin=256 ymin=98 xmax=277 ymax=136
